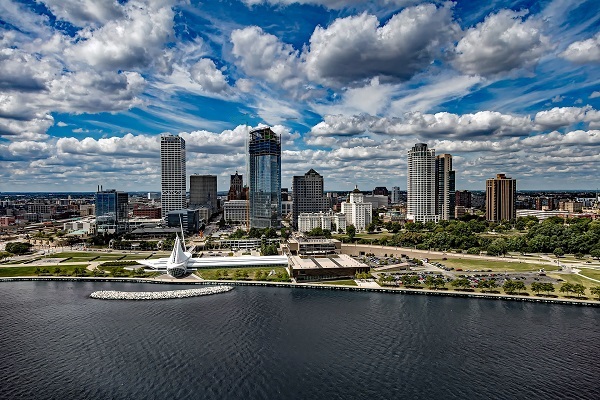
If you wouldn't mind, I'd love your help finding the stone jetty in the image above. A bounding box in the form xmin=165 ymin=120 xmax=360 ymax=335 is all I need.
xmin=90 ymin=285 xmax=233 ymax=300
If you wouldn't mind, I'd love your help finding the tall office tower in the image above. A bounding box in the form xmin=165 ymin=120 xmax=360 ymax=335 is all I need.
xmin=455 ymin=190 xmax=472 ymax=208
xmin=292 ymin=169 xmax=329 ymax=229
xmin=486 ymin=174 xmax=516 ymax=222
xmin=190 ymin=174 xmax=217 ymax=213
xmin=228 ymin=171 xmax=244 ymax=200
xmin=407 ymin=143 xmax=438 ymax=223
xmin=391 ymin=187 xmax=401 ymax=204
xmin=95 ymin=187 xmax=128 ymax=234
xmin=435 ymin=154 xmax=455 ymax=221
xmin=248 ymin=127 xmax=281 ymax=228
xmin=341 ymin=186 xmax=373 ymax=231
xmin=160 ymin=134 xmax=186 ymax=218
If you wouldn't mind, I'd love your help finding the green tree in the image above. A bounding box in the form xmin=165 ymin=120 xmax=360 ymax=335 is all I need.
xmin=513 ymin=281 xmax=526 ymax=294
xmin=560 ymin=282 xmax=573 ymax=296
xmin=53 ymin=267 xmax=62 ymax=276
xmin=542 ymin=282 xmax=555 ymax=295
xmin=590 ymin=286 xmax=600 ymax=300
xmin=553 ymin=247 xmax=564 ymax=258
xmin=5 ymin=242 xmax=33 ymax=255
xmin=572 ymin=283 xmax=586 ymax=298
xmin=531 ymin=281 xmax=542 ymax=295
xmin=590 ymin=248 xmax=600 ymax=260
xmin=503 ymin=279 xmax=515 ymax=294
xmin=452 ymin=277 xmax=471 ymax=290
xmin=346 ymin=224 xmax=356 ymax=241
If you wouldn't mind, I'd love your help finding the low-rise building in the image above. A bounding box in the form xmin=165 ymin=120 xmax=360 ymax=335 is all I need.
xmin=288 ymin=254 xmax=369 ymax=282
xmin=287 ymin=238 xmax=341 ymax=256
xmin=224 ymin=200 xmax=248 ymax=225
xmin=297 ymin=211 xmax=346 ymax=233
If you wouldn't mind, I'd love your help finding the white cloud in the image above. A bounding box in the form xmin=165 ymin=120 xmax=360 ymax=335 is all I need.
xmin=305 ymin=3 xmax=459 ymax=86
xmin=591 ymin=91 xmax=600 ymax=99
xmin=231 ymin=26 xmax=303 ymax=91
xmin=39 ymin=0 xmax=124 ymax=27
xmin=453 ymin=10 xmax=551 ymax=76
xmin=67 ymin=0 xmax=175 ymax=70
xmin=551 ymin=95 xmax=564 ymax=103
xmin=560 ymin=32 xmax=600 ymax=63
xmin=534 ymin=106 xmax=594 ymax=129
xmin=189 ymin=59 xmax=230 ymax=94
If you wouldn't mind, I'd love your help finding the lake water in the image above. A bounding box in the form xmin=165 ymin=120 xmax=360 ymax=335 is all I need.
xmin=1 ymin=281 xmax=598 ymax=399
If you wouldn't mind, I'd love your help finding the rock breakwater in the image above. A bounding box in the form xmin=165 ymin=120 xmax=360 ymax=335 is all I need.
xmin=90 ymin=285 xmax=233 ymax=300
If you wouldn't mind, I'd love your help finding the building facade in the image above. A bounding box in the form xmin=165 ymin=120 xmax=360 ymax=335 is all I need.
xmin=340 ymin=186 xmax=372 ymax=231
xmin=95 ymin=189 xmax=128 ymax=234
xmin=486 ymin=174 xmax=516 ymax=222
xmin=190 ymin=174 xmax=217 ymax=214
xmin=455 ymin=190 xmax=472 ymax=208
xmin=161 ymin=134 xmax=186 ymax=218
xmin=228 ymin=171 xmax=244 ymax=200
xmin=407 ymin=143 xmax=438 ymax=223
xmin=248 ymin=127 xmax=281 ymax=228
xmin=224 ymin=200 xmax=249 ymax=225
xmin=391 ymin=186 xmax=401 ymax=204
xmin=292 ymin=169 xmax=329 ymax=228
xmin=167 ymin=209 xmax=200 ymax=234
xmin=435 ymin=154 xmax=455 ymax=221
xmin=297 ymin=211 xmax=347 ymax=233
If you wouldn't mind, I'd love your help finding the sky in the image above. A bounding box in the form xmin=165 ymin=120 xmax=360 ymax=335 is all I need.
xmin=0 ymin=0 xmax=599 ymax=193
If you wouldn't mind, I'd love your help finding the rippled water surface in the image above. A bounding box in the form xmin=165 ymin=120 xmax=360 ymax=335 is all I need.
xmin=1 ymin=281 xmax=598 ymax=399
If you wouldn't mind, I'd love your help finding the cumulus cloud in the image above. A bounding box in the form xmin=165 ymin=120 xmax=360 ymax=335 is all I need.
xmin=560 ymin=32 xmax=600 ymax=63
xmin=533 ymin=106 xmax=597 ymax=130
xmin=39 ymin=0 xmax=124 ymax=27
xmin=231 ymin=26 xmax=303 ymax=91
xmin=66 ymin=0 xmax=175 ymax=70
xmin=305 ymin=3 xmax=459 ymax=86
xmin=189 ymin=59 xmax=230 ymax=94
xmin=591 ymin=91 xmax=600 ymax=99
xmin=453 ymin=10 xmax=552 ymax=76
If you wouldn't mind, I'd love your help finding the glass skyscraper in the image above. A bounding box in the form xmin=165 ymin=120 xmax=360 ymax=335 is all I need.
xmin=95 ymin=189 xmax=128 ymax=234
xmin=248 ymin=127 xmax=281 ymax=228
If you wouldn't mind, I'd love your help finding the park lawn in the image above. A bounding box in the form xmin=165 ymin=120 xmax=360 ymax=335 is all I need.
xmin=547 ymin=273 xmax=595 ymax=296
xmin=195 ymin=267 xmax=288 ymax=281
xmin=578 ymin=269 xmax=600 ymax=281
xmin=429 ymin=258 xmax=556 ymax=272
xmin=0 ymin=265 xmax=90 ymax=277
xmin=354 ymin=233 xmax=394 ymax=240
xmin=315 ymin=279 xmax=358 ymax=286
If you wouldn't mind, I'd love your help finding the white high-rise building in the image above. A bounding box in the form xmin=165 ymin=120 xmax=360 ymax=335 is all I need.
xmin=341 ymin=186 xmax=372 ymax=231
xmin=297 ymin=211 xmax=347 ymax=233
xmin=161 ymin=134 xmax=186 ymax=218
xmin=407 ymin=143 xmax=439 ymax=223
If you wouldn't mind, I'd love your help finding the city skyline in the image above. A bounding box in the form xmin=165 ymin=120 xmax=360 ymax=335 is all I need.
xmin=1 ymin=0 xmax=599 ymax=192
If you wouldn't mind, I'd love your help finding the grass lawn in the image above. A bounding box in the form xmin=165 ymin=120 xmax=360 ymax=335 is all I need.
xmin=314 ymin=279 xmax=358 ymax=286
xmin=429 ymin=258 xmax=556 ymax=272
xmin=195 ymin=267 xmax=288 ymax=281
xmin=0 ymin=265 xmax=91 ymax=277
xmin=578 ymin=269 xmax=600 ymax=282
xmin=547 ymin=273 xmax=596 ymax=296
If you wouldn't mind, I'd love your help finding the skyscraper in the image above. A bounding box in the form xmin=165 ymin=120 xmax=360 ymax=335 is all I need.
xmin=407 ymin=143 xmax=438 ymax=223
xmin=435 ymin=154 xmax=455 ymax=221
xmin=161 ymin=134 xmax=186 ymax=218
xmin=292 ymin=169 xmax=329 ymax=228
xmin=190 ymin=174 xmax=217 ymax=213
xmin=391 ymin=186 xmax=401 ymax=204
xmin=486 ymin=174 xmax=516 ymax=222
xmin=228 ymin=171 xmax=244 ymax=200
xmin=95 ymin=188 xmax=128 ymax=234
xmin=248 ymin=127 xmax=281 ymax=228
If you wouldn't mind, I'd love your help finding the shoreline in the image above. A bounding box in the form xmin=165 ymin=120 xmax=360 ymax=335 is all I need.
xmin=1 ymin=276 xmax=599 ymax=307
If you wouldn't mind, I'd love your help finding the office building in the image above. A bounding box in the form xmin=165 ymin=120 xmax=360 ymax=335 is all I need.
xmin=95 ymin=188 xmax=128 ymax=234
xmin=161 ymin=134 xmax=186 ymax=218
xmin=455 ymin=190 xmax=472 ymax=208
xmin=407 ymin=143 xmax=438 ymax=223
xmin=228 ymin=171 xmax=244 ymax=200
xmin=292 ymin=169 xmax=329 ymax=228
xmin=224 ymin=200 xmax=249 ymax=225
xmin=167 ymin=209 xmax=200 ymax=234
xmin=435 ymin=154 xmax=455 ymax=221
xmin=486 ymin=174 xmax=516 ymax=222
xmin=248 ymin=127 xmax=281 ymax=228
xmin=391 ymin=187 xmax=401 ymax=204
xmin=373 ymin=187 xmax=389 ymax=196
xmin=341 ymin=186 xmax=372 ymax=231
xmin=297 ymin=211 xmax=347 ymax=233
xmin=190 ymin=174 xmax=217 ymax=214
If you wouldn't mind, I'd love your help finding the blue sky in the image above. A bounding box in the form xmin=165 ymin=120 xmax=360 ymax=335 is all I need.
xmin=0 ymin=0 xmax=599 ymax=192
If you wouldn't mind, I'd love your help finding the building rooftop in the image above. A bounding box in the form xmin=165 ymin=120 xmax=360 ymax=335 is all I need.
xmin=289 ymin=254 xmax=366 ymax=270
